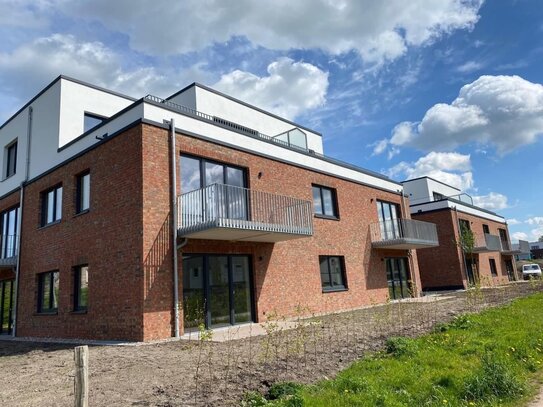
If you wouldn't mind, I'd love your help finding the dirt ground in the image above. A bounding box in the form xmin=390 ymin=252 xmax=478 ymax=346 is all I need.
xmin=1 ymin=282 xmax=542 ymax=407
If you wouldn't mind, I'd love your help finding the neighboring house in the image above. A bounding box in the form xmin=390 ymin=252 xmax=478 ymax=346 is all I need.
xmin=403 ymin=177 xmax=521 ymax=291
xmin=530 ymin=242 xmax=543 ymax=259
xmin=0 ymin=76 xmax=439 ymax=341
xmin=512 ymin=241 xmax=533 ymax=261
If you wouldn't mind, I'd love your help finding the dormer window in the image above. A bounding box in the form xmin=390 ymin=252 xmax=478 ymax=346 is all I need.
xmin=84 ymin=113 xmax=105 ymax=133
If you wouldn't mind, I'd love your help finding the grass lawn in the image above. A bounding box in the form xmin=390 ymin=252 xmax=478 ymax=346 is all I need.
xmin=243 ymin=293 xmax=543 ymax=407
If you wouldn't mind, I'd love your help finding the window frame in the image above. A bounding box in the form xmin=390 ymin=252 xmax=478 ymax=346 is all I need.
xmin=40 ymin=185 xmax=63 ymax=227
xmin=73 ymin=265 xmax=89 ymax=312
xmin=37 ymin=270 xmax=59 ymax=314
xmin=482 ymin=224 xmax=490 ymax=234
xmin=5 ymin=139 xmax=17 ymax=179
xmin=312 ymin=184 xmax=339 ymax=220
xmin=489 ymin=258 xmax=498 ymax=277
xmin=75 ymin=171 xmax=91 ymax=214
xmin=319 ymin=255 xmax=347 ymax=292
xmin=83 ymin=112 xmax=106 ymax=133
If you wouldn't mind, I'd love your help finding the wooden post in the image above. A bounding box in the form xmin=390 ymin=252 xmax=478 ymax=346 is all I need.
xmin=74 ymin=345 xmax=89 ymax=407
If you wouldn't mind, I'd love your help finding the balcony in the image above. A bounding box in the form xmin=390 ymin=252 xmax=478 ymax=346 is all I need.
xmin=178 ymin=184 xmax=313 ymax=242
xmin=0 ymin=234 xmax=18 ymax=268
xmin=370 ymin=219 xmax=439 ymax=249
xmin=473 ymin=233 xmax=502 ymax=252
xmin=501 ymin=239 xmax=529 ymax=255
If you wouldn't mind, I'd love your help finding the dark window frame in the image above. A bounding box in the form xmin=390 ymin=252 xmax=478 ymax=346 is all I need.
xmin=312 ymin=184 xmax=339 ymax=219
xmin=489 ymin=258 xmax=498 ymax=277
xmin=1 ymin=205 xmax=19 ymax=259
xmin=180 ymin=153 xmax=248 ymax=192
xmin=5 ymin=140 xmax=17 ymax=179
xmin=37 ymin=270 xmax=59 ymax=314
xmin=75 ymin=171 xmax=91 ymax=214
xmin=40 ymin=184 xmax=63 ymax=227
xmin=319 ymin=255 xmax=347 ymax=292
xmin=73 ymin=265 xmax=88 ymax=312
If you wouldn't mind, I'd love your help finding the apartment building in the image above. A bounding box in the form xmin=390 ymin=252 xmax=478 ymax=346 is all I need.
xmin=0 ymin=76 xmax=439 ymax=341
xmin=403 ymin=177 xmax=522 ymax=290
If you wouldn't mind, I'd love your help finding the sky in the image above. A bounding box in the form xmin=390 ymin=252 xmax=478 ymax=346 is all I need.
xmin=1 ymin=0 xmax=542 ymax=242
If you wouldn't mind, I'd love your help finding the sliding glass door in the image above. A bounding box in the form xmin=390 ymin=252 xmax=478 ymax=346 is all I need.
xmin=385 ymin=258 xmax=412 ymax=300
xmin=377 ymin=201 xmax=400 ymax=240
xmin=182 ymin=255 xmax=253 ymax=329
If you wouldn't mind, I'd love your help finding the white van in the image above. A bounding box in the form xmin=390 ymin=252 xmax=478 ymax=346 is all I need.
xmin=522 ymin=264 xmax=542 ymax=280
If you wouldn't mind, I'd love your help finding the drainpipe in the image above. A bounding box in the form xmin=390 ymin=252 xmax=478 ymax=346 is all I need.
xmin=12 ymin=106 xmax=33 ymax=337
xmin=169 ymin=118 xmax=181 ymax=338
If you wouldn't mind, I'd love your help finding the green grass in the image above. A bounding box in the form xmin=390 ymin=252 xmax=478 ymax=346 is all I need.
xmin=242 ymin=294 xmax=543 ymax=407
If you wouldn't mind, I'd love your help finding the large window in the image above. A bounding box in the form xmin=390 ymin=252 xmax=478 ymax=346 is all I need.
xmin=84 ymin=113 xmax=105 ymax=133
xmin=38 ymin=271 xmax=59 ymax=313
xmin=312 ymin=185 xmax=339 ymax=218
xmin=76 ymin=172 xmax=90 ymax=213
xmin=489 ymin=259 xmax=498 ymax=276
xmin=376 ymin=200 xmax=400 ymax=239
xmin=319 ymin=256 xmax=347 ymax=292
xmin=74 ymin=265 xmax=88 ymax=311
xmin=41 ymin=185 xmax=63 ymax=226
xmin=5 ymin=140 xmax=17 ymax=178
xmin=1 ymin=207 xmax=18 ymax=258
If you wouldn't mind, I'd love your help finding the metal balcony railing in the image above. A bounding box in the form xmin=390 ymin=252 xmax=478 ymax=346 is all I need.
xmin=370 ymin=219 xmax=439 ymax=249
xmin=473 ymin=233 xmax=502 ymax=252
xmin=178 ymin=184 xmax=313 ymax=241
xmin=0 ymin=234 xmax=18 ymax=266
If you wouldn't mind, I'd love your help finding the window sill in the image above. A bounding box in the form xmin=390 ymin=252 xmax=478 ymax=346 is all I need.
xmin=314 ymin=214 xmax=340 ymax=221
xmin=1 ymin=173 xmax=16 ymax=182
xmin=34 ymin=311 xmax=58 ymax=316
xmin=73 ymin=209 xmax=90 ymax=218
xmin=322 ymin=287 xmax=348 ymax=293
xmin=71 ymin=309 xmax=88 ymax=314
xmin=38 ymin=220 xmax=61 ymax=230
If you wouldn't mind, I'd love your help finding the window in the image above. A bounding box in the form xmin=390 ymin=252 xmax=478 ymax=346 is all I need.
xmin=433 ymin=192 xmax=445 ymax=201
xmin=38 ymin=271 xmax=59 ymax=313
xmin=5 ymin=140 xmax=17 ymax=178
xmin=319 ymin=256 xmax=347 ymax=291
xmin=1 ymin=206 xmax=19 ymax=258
xmin=312 ymin=185 xmax=339 ymax=218
xmin=459 ymin=219 xmax=470 ymax=232
xmin=41 ymin=185 xmax=63 ymax=226
xmin=76 ymin=172 xmax=90 ymax=213
xmin=376 ymin=200 xmax=400 ymax=239
xmin=489 ymin=259 xmax=498 ymax=276
xmin=482 ymin=224 xmax=490 ymax=234
xmin=84 ymin=113 xmax=104 ymax=133
xmin=74 ymin=265 xmax=88 ymax=311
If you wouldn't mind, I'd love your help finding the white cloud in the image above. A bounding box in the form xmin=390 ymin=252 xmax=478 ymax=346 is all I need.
xmin=526 ymin=217 xmax=543 ymax=226
xmin=371 ymin=139 xmax=389 ymax=156
xmin=386 ymin=151 xmax=474 ymax=190
xmin=472 ymin=192 xmax=508 ymax=211
xmin=507 ymin=218 xmax=521 ymax=225
xmin=62 ymin=0 xmax=482 ymax=64
xmin=213 ymin=58 xmax=328 ymax=120
xmin=456 ymin=60 xmax=484 ymax=73
xmin=381 ymin=75 xmax=543 ymax=155
xmin=511 ymin=232 xmax=528 ymax=242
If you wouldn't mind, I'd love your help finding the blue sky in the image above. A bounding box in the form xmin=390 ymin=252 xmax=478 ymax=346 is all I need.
xmin=1 ymin=0 xmax=542 ymax=241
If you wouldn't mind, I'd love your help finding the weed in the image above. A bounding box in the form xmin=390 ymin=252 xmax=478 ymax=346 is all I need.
xmin=385 ymin=336 xmax=418 ymax=357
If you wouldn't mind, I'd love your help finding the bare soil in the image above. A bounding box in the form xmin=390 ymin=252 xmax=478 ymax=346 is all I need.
xmin=1 ymin=283 xmax=541 ymax=407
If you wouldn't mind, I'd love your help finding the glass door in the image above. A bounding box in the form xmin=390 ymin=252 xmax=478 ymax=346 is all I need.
xmin=377 ymin=201 xmax=400 ymax=240
xmin=505 ymin=259 xmax=515 ymax=281
xmin=1 ymin=207 xmax=18 ymax=259
xmin=182 ymin=255 xmax=253 ymax=329
xmin=385 ymin=258 xmax=411 ymax=300
xmin=0 ymin=280 xmax=14 ymax=334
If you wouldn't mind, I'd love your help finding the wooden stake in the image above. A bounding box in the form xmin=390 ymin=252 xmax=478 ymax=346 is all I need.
xmin=74 ymin=345 xmax=89 ymax=407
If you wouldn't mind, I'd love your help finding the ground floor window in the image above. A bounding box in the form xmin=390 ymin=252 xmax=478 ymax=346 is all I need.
xmin=38 ymin=271 xmax=59 ymax=313
xmin=74 ymin=265 xmax=89 ymax=311
xmin=319 ymin=256 xmax=347 ymax=292
xmin=504 ymin=258 xmax=515 ymax=281
xmin=489 ymin=258 xmax=498 ymax=276
xmin=183 ymin=254 xmax=253 ymax=329
xmin=385 ymin=257 xmax=412 ymax=300
xmin=0 ymin=279 xmax=13 ymax=334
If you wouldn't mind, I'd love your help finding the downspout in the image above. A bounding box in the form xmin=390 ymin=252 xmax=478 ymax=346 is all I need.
xmin=169 ymin=118 xmax=181 ymax=338
xmin=12 ymin=106 xmax=33 ymax=337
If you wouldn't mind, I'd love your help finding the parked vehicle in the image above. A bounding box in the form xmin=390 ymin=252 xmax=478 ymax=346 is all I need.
xmin=522 ymin=263 xmax=542 ymax=280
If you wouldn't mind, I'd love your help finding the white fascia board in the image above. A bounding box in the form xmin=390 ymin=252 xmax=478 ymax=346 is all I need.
xmin=144 ymin=103 xmax=401 ymax=193
xmin=410 ymin=200 xmax=506 ymax=223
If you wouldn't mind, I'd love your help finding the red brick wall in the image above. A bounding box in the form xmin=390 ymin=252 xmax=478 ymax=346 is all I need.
xmin=413 ymin=208 xmax=514 ymax=289
xmin=139 ymin=124 xmax=423 ymax=339
xmin=15 ymin=126 xmax=145 ymax=341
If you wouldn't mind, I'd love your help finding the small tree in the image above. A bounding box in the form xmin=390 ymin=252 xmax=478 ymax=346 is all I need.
xmin=456 ymin=223 xmax=477 ymax=286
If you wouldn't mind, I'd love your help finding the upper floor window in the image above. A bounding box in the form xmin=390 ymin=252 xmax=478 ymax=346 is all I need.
xmin=74 ymin=265 xmax=89 ymax=312
xmin=433 ymin=192 xmax=444 ymax=201
xmin=38 ymin=270 xmax=59 ymax=313
xmin=84 ymin=113 xmax=105 ymax=133
xmin=76 ymin=171 xmax=90 ymax=213
xmin=482 ymin=224 xmax=490 ymax=234
xmin=459 ymin=219 xmax=470 ymax=232
xmin=319 ymin=255 xmax=347 ymax=292
xmin=1 ymin=206 xmax=19 ymax=259
xmin=312 ymin=185 xmax=339 ymax=219
xmin=4 ymin=140 xmax=17 ymax=178
xmin=376 ymin=200 xmax=400 ymax=239
xmin=41 ymin=185 xmax=63 ymax=226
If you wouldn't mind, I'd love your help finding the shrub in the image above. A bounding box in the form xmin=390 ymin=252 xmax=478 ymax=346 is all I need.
xmin=241 ymin=391 xmax=269 ymax=406
xmin=268 ymin=382 xmax=303 ymax=400
xmin=385 ymin=337 xmax=418 ymax=357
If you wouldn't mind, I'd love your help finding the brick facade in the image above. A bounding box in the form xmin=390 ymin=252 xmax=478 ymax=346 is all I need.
xmin=413 ymin=208 xmax=516 ymax=290
xmin=4 ymin=122 xmax=424 ymax=341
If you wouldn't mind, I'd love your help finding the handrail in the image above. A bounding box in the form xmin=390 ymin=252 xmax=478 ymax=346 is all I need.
xmin=178 ymin=184 xmax=313 ymax=236
xmin=370 ymin=219 xmax=438 ymax=244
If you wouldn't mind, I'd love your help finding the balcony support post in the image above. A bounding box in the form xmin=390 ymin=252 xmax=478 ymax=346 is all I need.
xmin=169 ymin=118 xmax=180 ymax=338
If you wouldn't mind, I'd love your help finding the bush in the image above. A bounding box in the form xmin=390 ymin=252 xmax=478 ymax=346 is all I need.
xmin=268 ymin=382 xmax=303 ymax=400
xmin=462 ymin=354 xmax=525 ymax=402
xmin=241 ymin=391 xmax=269 ymax=406
xmin=385 ymin=337 xmax=418 ymax=357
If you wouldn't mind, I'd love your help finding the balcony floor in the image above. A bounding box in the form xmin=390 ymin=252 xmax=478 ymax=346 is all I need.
xmin=0 ymin=256 xmax=17 ymax=268
xmin=178 ymin=219 xmax=313 ymax=242
xmin=372 ymin=238 xmax=439 ymax=250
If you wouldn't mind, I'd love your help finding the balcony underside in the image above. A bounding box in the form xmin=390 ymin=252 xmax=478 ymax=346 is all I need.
xmin=0 ymin=256 xmax=17 ymax=268
xmin=372 ymin=238 xmax=439 ymax=250
xmin=473 ymin=247 xmax=499 ymax=253
xmin=178 ymin=219 xmax=313 ymax=242
xmin=501 ymin=249 xmax=522 ymax=255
